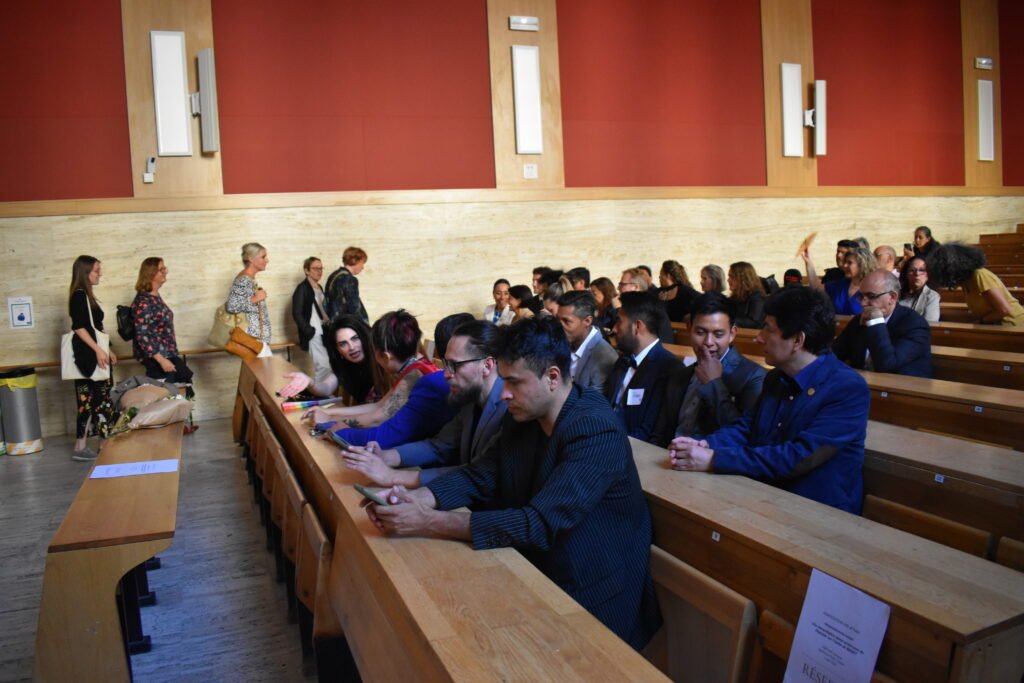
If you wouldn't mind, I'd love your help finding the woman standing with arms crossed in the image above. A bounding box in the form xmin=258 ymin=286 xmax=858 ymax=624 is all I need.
xmin=68 ymin=255 xmax=116 ymax=461
xmin=226 ymin=242 xmax=272 ymax=353
xmin=291 ymin=256 xmax=331 ymax=384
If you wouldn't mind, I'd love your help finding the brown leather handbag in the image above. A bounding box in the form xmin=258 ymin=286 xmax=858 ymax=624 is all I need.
xmin=225 ymin=326 xmax=264 ymax=360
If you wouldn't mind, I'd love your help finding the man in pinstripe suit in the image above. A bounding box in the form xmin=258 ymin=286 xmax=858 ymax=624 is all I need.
xmin=366 ymin=316 xmax=660 ymax=651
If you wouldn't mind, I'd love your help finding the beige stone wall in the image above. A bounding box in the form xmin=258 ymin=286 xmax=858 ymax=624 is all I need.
xmin=2 ymin=194 xmax=1022 ymax=437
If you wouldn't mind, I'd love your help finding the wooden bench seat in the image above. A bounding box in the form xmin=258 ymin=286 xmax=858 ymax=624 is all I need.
xmin=631 ymin=436 xmax=1024 ymax=682
xmin=35 ymin=424 xmax=184 ymax=682
xmin=238 ymin=356 xmax=669 ymax=682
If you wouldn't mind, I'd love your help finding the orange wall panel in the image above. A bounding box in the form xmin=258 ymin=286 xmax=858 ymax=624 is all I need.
xmin=212 ymin=0 xmax=495 ymax=193
xmin=812 ymin=0 xmax=964 ymax=186
xmin=557 ymin=0 xmax=766 ymax=187
xmin=0 ymin=1 xmax=132 ymax=202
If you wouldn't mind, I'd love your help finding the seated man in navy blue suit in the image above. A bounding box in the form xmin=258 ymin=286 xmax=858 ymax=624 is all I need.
xmin=651 ymin=293 xmax=766 ymax=447
xmin=668 ymin=287 xmax=869 ymax=514
xmin=338 ymin=320 xmax=507 ymax=489
xmin=365 ymin=317 xmax=661 ymax=651
xmin=832 ymin=270 xmax=933 ymax=378
xmin=603 ymin=291 xmax=685 ymax=444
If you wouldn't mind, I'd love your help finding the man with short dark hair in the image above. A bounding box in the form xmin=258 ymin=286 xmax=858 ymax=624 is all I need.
xmin=366 ymin=317 xmax=661 ymax=651
xmin=341 ymin=321 xmax=507 ymax=488
xmin=668 ymin=287 xmax=869 ymax=513
xmin=821 ymin=239 xmax=858 ymax=285
xmin=651 ymin=293 xmax=765 ymax=446
xmin=833 ymin=270 xmax=932 ymax=378
xmin=566 ymin=266 xmax=591 ymax=290
xmin=604 ymin=292 xmax=684 ymax=443
xmin=528 ymin=266 xmax=553 ymax=315
xmin=556 ymin=290 xmax=618 ymax=390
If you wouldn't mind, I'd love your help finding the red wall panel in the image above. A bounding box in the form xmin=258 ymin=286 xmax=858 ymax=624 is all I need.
xmin=212 ymin=0 xmax=495 ymax=193
xmin=557 ymin=0 xmax=766 ymax=187
xmin=0 ymin=1 xmax=132 ymax=202
xmin=813 ymin=0 xmax=964 ymax=186
xmin=1001 ymin=0 xmax=1024 ymax=186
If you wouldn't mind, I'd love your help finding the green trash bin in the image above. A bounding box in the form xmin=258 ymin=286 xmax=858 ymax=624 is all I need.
xmin=0 ymin=367 xmax=43 ymax=455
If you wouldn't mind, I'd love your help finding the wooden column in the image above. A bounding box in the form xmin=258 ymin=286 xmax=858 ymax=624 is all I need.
xmin=760 ymin=0 xmax=817 ymax=187
xmin=486 ymin=0 xmax=565 ymax=189
xmin=961 ymin=0 xmax=1003 ymax=188
xmin=121 ymin=0 xmax=223 ymax=198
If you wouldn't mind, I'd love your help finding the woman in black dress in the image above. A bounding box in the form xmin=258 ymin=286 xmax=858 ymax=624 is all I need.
xmin=657 ymin=260 xmax=699 ymax=322
xmin=68 ymin=255 xmax=117 ymax=461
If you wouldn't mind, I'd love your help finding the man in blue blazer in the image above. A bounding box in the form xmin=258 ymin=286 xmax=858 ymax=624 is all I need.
xmin=366 ymin=317 xmax=661 ymax=651
xmin=832 ymin=270 xmax=933 ymax=378
xmin=668 ymin=287 xmax=869 ymax=514
xmin=604 ymin=291 xmax=685 ymax=444
xmin=651 ymin=293 xmax=766 ymax=447
xmin=340 ymin=320 xmax=507 ymax=488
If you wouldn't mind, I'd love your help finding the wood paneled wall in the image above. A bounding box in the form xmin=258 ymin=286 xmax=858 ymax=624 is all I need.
xmin=2 ymin=195 xmax=1022 ymax=437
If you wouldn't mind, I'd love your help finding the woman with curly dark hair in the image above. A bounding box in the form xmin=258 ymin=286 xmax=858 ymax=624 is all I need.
xmin=658 ymin=260 xmax=700 ymax=322
xmin=927 ymin=243 xmax=1023 ymax=326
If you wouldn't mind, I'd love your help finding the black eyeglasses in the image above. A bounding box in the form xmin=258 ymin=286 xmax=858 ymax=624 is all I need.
xmin=861 ymin=290 xmax=894 ymax=301
xmin=443 ymin=357 xmax=487 ymax=374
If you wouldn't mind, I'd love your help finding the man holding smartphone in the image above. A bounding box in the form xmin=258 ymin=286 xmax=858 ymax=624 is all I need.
xmin=364 ymin=317 xmax=660 ymax=652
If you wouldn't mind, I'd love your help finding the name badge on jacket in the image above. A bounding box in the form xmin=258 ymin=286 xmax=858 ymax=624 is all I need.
xmin=627 ymin=388 xmax=645 ymax=406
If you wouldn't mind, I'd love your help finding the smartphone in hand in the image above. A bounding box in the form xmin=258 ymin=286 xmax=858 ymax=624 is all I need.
xmin=323 ymin=431 xmax=352 ymax=450
xmin=354 ymin=483 xmax=389 ymax=506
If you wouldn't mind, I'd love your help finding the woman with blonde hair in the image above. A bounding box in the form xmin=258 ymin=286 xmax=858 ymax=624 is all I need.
xmin=803 ymin=246 xmax=876 ymax=316
xmin=658 ymin=260 xmax=699 ymax=322
xmin=699 ymin=264 xmax=726 ymax=294
xmin=226 ymin=242 xmax=271 ymax=353
xmin=131 ymin=257 xmax=195 ymax=410
xmin=67 ymin=255 xmax=117 ymax=461
xmin=727 ymin=262 xmax=767 ymax=329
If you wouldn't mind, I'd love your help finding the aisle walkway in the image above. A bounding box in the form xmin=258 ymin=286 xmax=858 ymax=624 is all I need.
xmin=0 ymin=419 xmax=314 ymax=682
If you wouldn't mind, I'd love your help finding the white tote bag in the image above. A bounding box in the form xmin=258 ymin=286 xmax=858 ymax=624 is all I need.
xmin=61 ymin=295 xmax=111 ymax=381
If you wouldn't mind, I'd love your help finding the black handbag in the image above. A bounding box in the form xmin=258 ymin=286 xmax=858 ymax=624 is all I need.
xmin=116 ymin=304 xmax=135 ymax=341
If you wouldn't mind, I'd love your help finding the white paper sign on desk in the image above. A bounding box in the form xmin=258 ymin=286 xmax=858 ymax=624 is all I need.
xmin=784 ymin=569 xmax=890 ymax=683
xmin=90 ymin=459 xmax=179 ymax=479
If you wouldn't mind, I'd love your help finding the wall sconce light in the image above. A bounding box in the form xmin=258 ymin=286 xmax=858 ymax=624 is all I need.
xmin=150 ymin=31 xmax=193 ymax=156
xmin=781 ymin=63 xmax=827 ymax=157
xmin=190 ymin=48 xmax=220 ymax=153
xmin=512 ymin=45 xmax=543 ymax=155
xmin=978 ymin=79 xmax=995 ymax=161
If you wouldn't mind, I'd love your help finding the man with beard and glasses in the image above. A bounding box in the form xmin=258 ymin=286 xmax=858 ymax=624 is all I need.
xmin=340 ymin=320 xmax=506 ymax=488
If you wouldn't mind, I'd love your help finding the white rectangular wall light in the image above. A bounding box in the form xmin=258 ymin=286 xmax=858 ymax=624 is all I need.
xmin=511 ymin=45 xmax=543 ymax=155
xmin=150 ymin=30 xmax=193 ymax=156
xmin=978 ymin=79 xmax=995 ymax=161
xmin=781 ymin=63 xmax=803 ymax=157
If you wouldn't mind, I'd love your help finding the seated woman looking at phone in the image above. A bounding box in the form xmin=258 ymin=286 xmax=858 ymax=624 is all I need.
xmin=304 ymin=310 xmax=456 ymax=448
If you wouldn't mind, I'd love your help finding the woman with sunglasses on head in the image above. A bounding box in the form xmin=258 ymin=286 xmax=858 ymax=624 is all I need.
xmin=302 ymin=310 xmax=456 ymax=449
xmin=897 ymin=257 xmax=940 ymax=323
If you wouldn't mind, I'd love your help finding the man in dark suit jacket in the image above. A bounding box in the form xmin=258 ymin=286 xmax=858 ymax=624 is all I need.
xmin=340 ymin=321 xmax=506 ymax=487
xmin=366 ymin=317 xmax=660 ymax=651
xmin=651 ymin=293 xmax=765 ymax=446
xmin=833 ymin=270 xmax=933 ymax=378
xmin=604 ymin=291 xmax=685 ymax=444
xmin=556 ymin=290 xmax=618 ymax=391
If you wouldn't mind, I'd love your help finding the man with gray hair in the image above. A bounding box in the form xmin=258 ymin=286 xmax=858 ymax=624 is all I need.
xmin=833 ymin=270 xmax=933 ymax=377
xmin=556 ymin=290 xmax=618 ymax=390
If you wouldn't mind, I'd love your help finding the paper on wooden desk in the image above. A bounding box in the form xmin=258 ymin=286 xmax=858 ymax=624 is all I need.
xmin=90 ymin=459 xmax=179 ymax=479
xmin=784 ymin=569 xmax=890 ymax=683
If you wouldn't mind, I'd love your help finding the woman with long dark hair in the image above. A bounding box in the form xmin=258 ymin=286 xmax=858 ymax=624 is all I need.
xmin=658 ymin=260 xmax=700 ymax=322
xmin=279 ymin=313 xmax=387 ymax=405
xmin=68 ymin=255 xmax=117 ymax=461
xmin=590 ymin=276 xmax=618 ymax=333
xmin=928 ymin=243 xmax=1023 ymax=326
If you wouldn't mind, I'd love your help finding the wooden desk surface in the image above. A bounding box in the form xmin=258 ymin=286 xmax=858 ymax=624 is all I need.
xmin=631 ymin=437 xmax=1024 ymax=681
xmin=240 ymin=356 xmax=668 ymax=682
xmin=49 ymin=424 xmax=183 ymax=553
